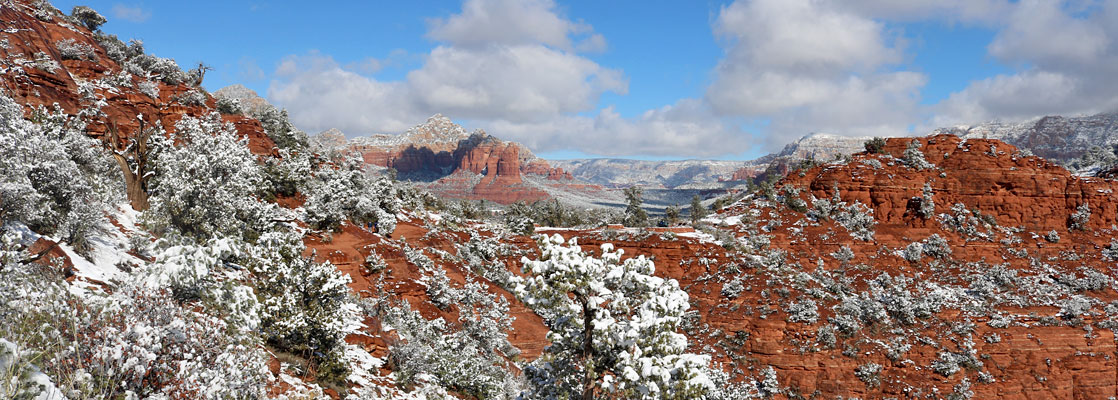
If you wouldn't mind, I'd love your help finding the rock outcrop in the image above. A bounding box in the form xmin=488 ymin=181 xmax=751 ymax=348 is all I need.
xmin=315 ymin=115 xmax=593 ymax=204
xmin=0 ymin=2 xmax=275 ymax=155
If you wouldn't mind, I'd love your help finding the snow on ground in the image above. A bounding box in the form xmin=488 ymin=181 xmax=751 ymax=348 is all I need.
xmin=0 ymin=339 xmax=67 ymax=400
xmin=675 ymin=230 xmax=717 ymax=244
xmin=60 ymin=204 xmax=144 ymax=295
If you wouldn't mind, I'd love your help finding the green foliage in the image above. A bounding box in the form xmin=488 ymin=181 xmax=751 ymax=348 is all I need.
xmin=144 ymin=113 xmax=276 ymax=241
xmin=0 ymin=96 xmax=119 ymax=255
xmin=864 ymin=137 xmax=886 ymax=154
xmin=689 ymin=195 xmax=707 ymax=225
xmin=622 ymin=186 xmax=649 ymax=227
xmin=70 ymin=5 xmax=106 ymax=31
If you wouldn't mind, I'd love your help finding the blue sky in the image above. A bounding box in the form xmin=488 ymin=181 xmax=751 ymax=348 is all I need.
xmin=54 ymin=0 xmax=1118 ymax=160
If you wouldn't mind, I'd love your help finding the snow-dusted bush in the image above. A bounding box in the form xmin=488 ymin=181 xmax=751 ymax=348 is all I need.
xmin=70 ymin=5 xmax=106 ymax=31
xmin=923 ymin=234 xmax=952 ymax=259
xmin=939 ymin=203 xmax=996 ymax=241
xmin=514 ymin=235 xmax=712 ymax=399
xmin=248 ymin=231 xmax=360 ymax=369
xmin=302 ymin=155 xmax=400 ymax=234
xmin=855 ymin=362 xmax=882 ymax=388
xmin=863 ymin=137 xmax=886 ymax=154
xmin=1069 ymin=202 xmax=1090 ymax=230
xmin=143 ymin=237 xmax=261 ymax=332
xmin=902 ymin=140 xmax=934 ymax=170
xmin=0 ymin=96 xmax=119 ymax=254
xmin=144 ymin=113 xmax=278 ymax=241
xmin=786 ymin=298 xmax=819 ymax=324
xmin=702 ymin=364 xmax=780 ymax=400
xmin=835 ymin=201 xmax=876 ymax=241
xmin=175 ymin=88 xmax=207 ymax=107
xmin=830 ymin=246 xmax=855 ymax=263
xmin=55 ymin=38 xmax=97 ymax=61
xmin=903 ymin=241 xmax=924 ymax=263
xmin=1 ymin=236 xmax=268 ymax=399
xmin=137 ymin=79 xmax=159 ymax=99
xmin=917 ymin=183 xmax=935 ymax=218
xmin=252 ymin=104 xmax=308 ymax=150
xmin=721 ymin=277 xmax=745 ymax=299
xmin=216 ymin=96 xmax=243 ymax=115
xmin=28 ymin=51 xmax=60 ymax=73
xmin=379 ymin=281 xmax=521 ymax=398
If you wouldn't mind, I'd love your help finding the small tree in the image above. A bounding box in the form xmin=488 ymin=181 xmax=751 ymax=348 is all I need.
xmin=622 ymin=186 xmax=648 ymax=227
xmin=864 ymin=137 xmax=886 ymax=154
xmin=70 ymin=6 xmax=107 ymax=31
xmin=689 ymin=195 xmax=707 ymax=225
xmin=514 ymin=235 xmax=711 ymax=399
xmin=664 ymin=204 xmax=681 ymax=226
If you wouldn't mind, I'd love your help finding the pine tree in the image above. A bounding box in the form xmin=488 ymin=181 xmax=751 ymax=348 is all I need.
xmin=689 ymin=195 xmax=707 ymax=225
xmin=514 ymin=235 xmax=711 ymax=399
xmin=623 ymin=186 xmax=648 ymax=227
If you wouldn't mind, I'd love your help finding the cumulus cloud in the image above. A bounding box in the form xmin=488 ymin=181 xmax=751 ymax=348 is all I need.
xmin=931 ymin=0 xmax=1118 ymax=127
xmin=111 ymin=4 xmax=151 ymax=23
xmin=268 ymin=52 xmax=419 ymax=135
xmin=707 ymin=0 xmax=925 ymax=145
xmin=270 ymin=0 xmax=746 ymax=157
xmin=271 ymin=0 xmax=1118 ymax=157
xmin=407 ymin=45 xmax=625 ymax=122
xmin=426 ymin=0 xmax=603 ymax=52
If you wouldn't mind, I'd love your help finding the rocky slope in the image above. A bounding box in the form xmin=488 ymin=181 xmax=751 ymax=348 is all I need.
xmin=936 ymin=111 xmax=1118 ymax=165
xmin=0 ymin=3 xmax=275 ymax=154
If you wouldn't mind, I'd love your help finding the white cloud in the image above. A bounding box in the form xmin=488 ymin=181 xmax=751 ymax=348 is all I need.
xmin=484 ymin=99 xmax=750 ymax=157
xmin=707 ymin=0 xmax=924 ymax=146
xmin=407 ymin=45 xmax=625 ymax=122
xmin=270 ymin=0 xmax=1118 ymax=157
xmin=270 ymin=0 xmax=722 ymax=156
xmin=268 ymin=53 xmax=419 ymax=135
xmin=426 ymin=0 xmax=603 ymax=52
xmin=111 ymin=4 xmax=151 ymax=23
xmin=930 ymin=0 xmax=1118 ymax=128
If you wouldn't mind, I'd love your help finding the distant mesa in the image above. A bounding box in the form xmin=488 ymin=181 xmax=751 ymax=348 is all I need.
xmin=313 ymin=115 xmax=593 ymax=205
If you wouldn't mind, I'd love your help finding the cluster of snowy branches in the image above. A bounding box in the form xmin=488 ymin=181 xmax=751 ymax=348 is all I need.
xmin=513 ymin=234 xmax=713 ymax=399
xmin=0 ymin=93 xmax=120 ymax=255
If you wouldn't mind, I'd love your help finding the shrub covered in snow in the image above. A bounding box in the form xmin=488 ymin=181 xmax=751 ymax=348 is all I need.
xmin=0 ymin=95 xmax=119 ymax=254
xmin=855 ymin=362 xmax=882 ymax=388
xmin=70 ymin=5 xmax=107 ymax=30
xmin=301 ymin=155 xmax=400 ymax=234
xmin=175 ymin=89 xmax=207 ymax=107
xmin=1069 ymin=202 xmax=1090 ymax=230
xmin=144 ymin=113 xmax=277 ymax=241
xmin=902 ymin=140 xmax=934 ymax=170
xmin=216 ymin=96 xmax=243 ymax=115
xmin=786 ymin=298 xmax=819 ymax=324
xmin=378 ymin=281 xmax=521 ymax=398
xmin=252 ymin=104 xmax=308 ymax=151
xmin=0 ymin=235 xmax=268 ymax=399
xmin=514 ymin=235 xmax=712 ymax=399
xmin=835 ymin=202 xmax=876 ymax=241
xmin=248 ymin=230 xmax=361 ymax=377
xmin=55 ymin=38 xmax=97 ymax=61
